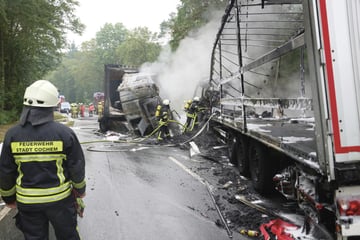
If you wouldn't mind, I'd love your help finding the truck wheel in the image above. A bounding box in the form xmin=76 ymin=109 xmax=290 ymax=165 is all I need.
xmin=228 ymin=135 xmax=237 ymax=164
xmin=99 ymin=118 xmax=108 ymax=133
xmin=236 ymin=135 xmax=249 ymax=177
xmin=249 ymin=142 xmax=273 ymax=194
xmin=228 ymin=134 xmax=249 ymax=176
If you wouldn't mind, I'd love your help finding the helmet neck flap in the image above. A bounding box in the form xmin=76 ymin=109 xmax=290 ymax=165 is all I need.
xmin=19 ymin=106 xmax=54 ymax=126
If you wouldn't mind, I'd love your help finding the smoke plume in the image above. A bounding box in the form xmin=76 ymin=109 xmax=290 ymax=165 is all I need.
xmin=140 ymin=11 xmax=224 ymax=112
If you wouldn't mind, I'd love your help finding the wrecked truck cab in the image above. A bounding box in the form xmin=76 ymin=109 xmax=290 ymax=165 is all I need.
xmin=99 ymin=64 xmax=161 ymax=136
xmin=118 ymin=73 xmax=161 ymax=136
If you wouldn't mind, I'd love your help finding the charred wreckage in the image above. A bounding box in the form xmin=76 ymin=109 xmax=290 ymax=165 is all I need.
xmin=98 ymin=0 xmax=360 ymax=239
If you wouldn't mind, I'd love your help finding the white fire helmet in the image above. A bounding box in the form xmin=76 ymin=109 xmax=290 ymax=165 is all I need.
xmin=193 ymin=96 xmax=200 ymax=102
xmin=162 ymin=99 xmax=170 ymax=105
xmin=23 ymin=80 xmax=59 ymax=107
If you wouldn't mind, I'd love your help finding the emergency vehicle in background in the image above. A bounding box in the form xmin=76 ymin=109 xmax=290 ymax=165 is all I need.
xmin=202 ymin=0 xmax=360 ymax=238
xmin=57 ymin=95 xmax=65 ymax=111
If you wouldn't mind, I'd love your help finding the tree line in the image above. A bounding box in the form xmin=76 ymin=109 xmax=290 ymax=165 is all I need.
xmin=47 ymin=24 xmax=162 ymax=105
xmin=0 ymin=0 xmax=226 ymax=124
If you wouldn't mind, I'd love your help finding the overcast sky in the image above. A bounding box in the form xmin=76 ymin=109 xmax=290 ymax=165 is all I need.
xmin=67 ymin=0 xmax=181 ymax=45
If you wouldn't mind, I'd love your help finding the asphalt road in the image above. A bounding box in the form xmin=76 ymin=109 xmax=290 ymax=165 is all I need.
xmin=0 ymin=116 xmax=246 ymax=240
xmin=74 ymin=117 xmax=245 ymax=240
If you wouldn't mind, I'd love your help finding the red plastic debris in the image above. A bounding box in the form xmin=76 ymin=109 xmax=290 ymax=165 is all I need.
xmin=260 ymin=218 xmax=299 ymax=240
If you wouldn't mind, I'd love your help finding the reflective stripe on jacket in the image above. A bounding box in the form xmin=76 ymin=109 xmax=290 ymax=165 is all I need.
xmin=13 ymin=152 xmax=71 ymax=204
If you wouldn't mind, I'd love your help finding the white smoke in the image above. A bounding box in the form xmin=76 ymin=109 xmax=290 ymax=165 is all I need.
xmin=140 ymin=11 xmax=224 ymax=112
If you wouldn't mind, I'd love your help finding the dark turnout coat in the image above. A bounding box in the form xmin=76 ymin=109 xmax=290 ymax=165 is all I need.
xmin=0 ymin=119 xmax=86 ymax=208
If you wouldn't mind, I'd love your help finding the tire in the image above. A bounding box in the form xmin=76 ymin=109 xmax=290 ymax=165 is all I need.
xmin=249 ymin=142 xmax=273 ymax=194
xmin=99 ymin=118 xmax=109 ymax=133
xmin=228 ymin=135 xmax=237 ymax=164
xmin=228 ymin=134 xmax=250 ymax=177
xmin=236 ymin=135 xmax=249 ymax=177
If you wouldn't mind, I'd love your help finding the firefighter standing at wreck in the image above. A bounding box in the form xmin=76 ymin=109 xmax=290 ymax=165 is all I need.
xmin=0 ymin=80 xmax=86 ymax=240
xmin=155 ymin=99 xmax=172 ymax=140
xmin=183 ymin=96 xmax=201 ymax=132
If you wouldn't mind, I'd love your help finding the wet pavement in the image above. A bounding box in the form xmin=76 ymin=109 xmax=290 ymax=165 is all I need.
xmin=1 ymin=113 xmax=329 ymax=240
xmin=0 ymin=116 xmax=246 ymax=240
xmin=75 ymin=117 xmax=245 ymax=240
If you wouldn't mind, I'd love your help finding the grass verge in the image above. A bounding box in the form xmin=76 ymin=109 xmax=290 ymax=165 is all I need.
xmin=0 ymin=112 xmax=74 ymax=142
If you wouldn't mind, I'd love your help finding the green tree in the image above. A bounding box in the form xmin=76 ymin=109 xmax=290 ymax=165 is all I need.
xmin=48 ymin=24 xmax=162 ymax=104
xmin=95 ymin=23 xmax=128 ymax=64
xmin=0 ymin=0 xmax=84 ymax=122
xmin=71 ymin=41 xmax=103 ymax=103
xmin=0 ymin=0 xmax=6 ymax=112
xmin=49 ymin=22 xmax=127 ymax=104
xmin=48 ymin=0 xmax=229 ymax=106
xmin=47 ymin=40 xmax=103 ymax=104
xmin=165 ymin=0 xmax=227 ymax=50
xmin=116 ymin=27 xmax=161 ymax=66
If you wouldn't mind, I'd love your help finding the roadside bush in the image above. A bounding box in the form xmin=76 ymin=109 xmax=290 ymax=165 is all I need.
xmin=0 ymin=110 xmax=19 ymax=125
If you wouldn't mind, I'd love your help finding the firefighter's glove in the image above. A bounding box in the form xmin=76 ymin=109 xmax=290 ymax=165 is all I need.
xmin=159 ymin=119 xmax=166 ymax=125
xmin=161 ymin=115 xmax=168 ymax=121
xmin=160 ymin=115 xmax=168 ymax=123
xmin=75 ymin=197 xmax=85 ymax=218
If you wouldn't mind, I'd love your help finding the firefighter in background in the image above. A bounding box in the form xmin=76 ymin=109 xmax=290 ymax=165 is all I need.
xmin=0 ymin=80 xmax=86 ymax=240
xmin=88 ymin=103 xmax=95 ymax=117
xmin=71 ymin=103 xmax=78 ymax=118
xmin=155 ymin=99 xmax=172 ymax=141
xmin=79 ymin=103 xmax=85 ymax=118
xmin=97 ymin=101 xmax=104 ymax=118
xmin=183 ymin=96 xmax=201 ymax=132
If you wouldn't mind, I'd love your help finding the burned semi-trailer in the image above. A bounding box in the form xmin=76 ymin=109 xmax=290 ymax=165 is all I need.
xmin=202 ymin=0 xmax=360 ymax=238
xmin=99 ymin=64 xmax=161 ymax=136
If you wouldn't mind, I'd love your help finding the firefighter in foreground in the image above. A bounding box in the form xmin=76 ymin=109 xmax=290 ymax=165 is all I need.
xmin=0 ymin=80 xmax=86 ymax=240
xmin=183 ymin=96 xmax=201 ymax=132
xmin=155 ymin=99 xmax=172 ymax=141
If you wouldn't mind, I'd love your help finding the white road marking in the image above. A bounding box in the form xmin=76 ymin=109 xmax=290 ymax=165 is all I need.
xmin=168 ymin=156 xmax=206 ymax=186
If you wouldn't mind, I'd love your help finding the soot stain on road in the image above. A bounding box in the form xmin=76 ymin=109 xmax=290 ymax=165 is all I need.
xmin=182 ymin=128 xmax=285 ymax=239
xmin=94 ymin=126 xmax=300 ymax=239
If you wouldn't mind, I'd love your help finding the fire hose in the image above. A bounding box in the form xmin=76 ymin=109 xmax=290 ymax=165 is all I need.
xmin=83 ymin=112 xmax=218 ymax=151
xmin=80 ymin=112 xmax=236 ymax=238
